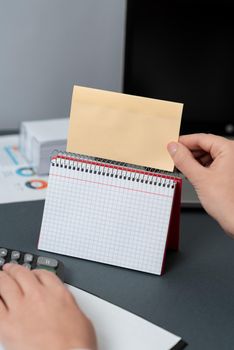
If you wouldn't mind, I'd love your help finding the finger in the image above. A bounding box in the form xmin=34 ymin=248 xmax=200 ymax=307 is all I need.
xmin=33 ymin=270 xmax=79 ymax=307
xmin=167 ymin=141 xmax=208 ymax=186
xmin=3 ymin=264 xmax=41 ymax=295
xmin=0 ymin=297 xmax=7 ymax=317
xmin=0 ymin=299 xmax=7 ymax=334
xmin=179 ymin=133 xmax=228 ymax=158
xmin=33 ymin=269 xmax=64 ymax=288
xmin=0 ymin=270 xmax=22 ymax=309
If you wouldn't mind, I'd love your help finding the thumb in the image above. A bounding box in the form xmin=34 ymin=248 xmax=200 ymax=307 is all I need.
xmin=167 ymin=142 xmax=206 ymax=186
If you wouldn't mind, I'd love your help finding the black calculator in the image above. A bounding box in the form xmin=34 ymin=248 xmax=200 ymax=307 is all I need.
xmin=0 ymin=247 xmax=64 ymax=281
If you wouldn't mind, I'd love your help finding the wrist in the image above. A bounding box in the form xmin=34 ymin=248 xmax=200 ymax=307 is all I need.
xmin=218 ymin=209 xmax=234 ymax=238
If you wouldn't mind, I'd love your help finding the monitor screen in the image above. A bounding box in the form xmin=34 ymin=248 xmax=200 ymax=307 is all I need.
xmin=124 ymin=0 xmax=234 ymax=136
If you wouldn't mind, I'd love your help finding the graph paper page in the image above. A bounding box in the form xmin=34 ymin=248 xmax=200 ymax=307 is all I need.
xmin=39 ymin=157 xmax=176 ymax=275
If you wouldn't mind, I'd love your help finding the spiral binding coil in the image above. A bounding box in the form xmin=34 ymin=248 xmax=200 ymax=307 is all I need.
xmin=50 ymin=151 xmax=177 ymax=189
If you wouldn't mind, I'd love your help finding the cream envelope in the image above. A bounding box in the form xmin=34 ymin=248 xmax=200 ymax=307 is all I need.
xmin=67 ymin=86 xmax=183 ymax=171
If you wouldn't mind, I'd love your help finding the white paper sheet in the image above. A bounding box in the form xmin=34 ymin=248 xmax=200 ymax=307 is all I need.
xmin=0 ymin=135 xmax=48 ymax=204
xmin=67 ymin=284 xmax=182 ymax=350
xmin=0 ymin=284 xmax=182 ymax=350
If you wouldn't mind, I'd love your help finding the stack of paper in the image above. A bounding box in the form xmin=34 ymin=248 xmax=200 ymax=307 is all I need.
xmin=20 ymin=118 xmax=69 ymax=174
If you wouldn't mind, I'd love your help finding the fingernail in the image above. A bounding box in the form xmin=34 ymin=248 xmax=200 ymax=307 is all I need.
xmin=3 ymin=263 xmax=11 ymax=270
xmin=167 ymin=142 xmax=178 ymax=156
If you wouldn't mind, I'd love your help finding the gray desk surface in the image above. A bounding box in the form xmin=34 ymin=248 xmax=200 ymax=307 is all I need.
xmin=1 ymin=201 xmax=234 ymax=349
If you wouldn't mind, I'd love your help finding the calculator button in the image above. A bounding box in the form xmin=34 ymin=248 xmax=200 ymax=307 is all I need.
xmin=11 ymin=251 xmax=20 ymax=260
xmin=9 ymin=260 xmax=18 ymax=264
xmin=37 ymin=256 xmax=58 ymax=269
xmin=0 ymin=257 xmax=5 ymax=267
xmin=24 ymin=254 xmax=33 ymax=263
xmin=23 ymin=263 xmax=31 ymax=270
xmin=0 ymin=248 xmax=7 ymax=257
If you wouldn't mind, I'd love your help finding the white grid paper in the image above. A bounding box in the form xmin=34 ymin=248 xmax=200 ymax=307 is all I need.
xmin=38 ymin=156 xmax=176 ymax=275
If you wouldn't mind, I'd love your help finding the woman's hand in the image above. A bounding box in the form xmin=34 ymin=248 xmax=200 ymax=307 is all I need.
xmin=0 ymin=264 xmax=97 ymax=350
xmin=168 ymin=133 xmax=234 ymax=236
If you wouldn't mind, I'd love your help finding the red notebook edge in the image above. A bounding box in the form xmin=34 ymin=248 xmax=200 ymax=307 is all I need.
xmin=161 ymin=176 xmax=182 ymax=275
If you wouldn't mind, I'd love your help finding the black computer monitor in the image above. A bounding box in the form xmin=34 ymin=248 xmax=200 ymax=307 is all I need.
xmin=124 ymin=0 xmax=234 ymax=136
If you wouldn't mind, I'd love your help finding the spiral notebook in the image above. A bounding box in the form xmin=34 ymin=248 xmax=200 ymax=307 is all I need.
xmin=38 ymin=152 xmax=182 ymax=275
